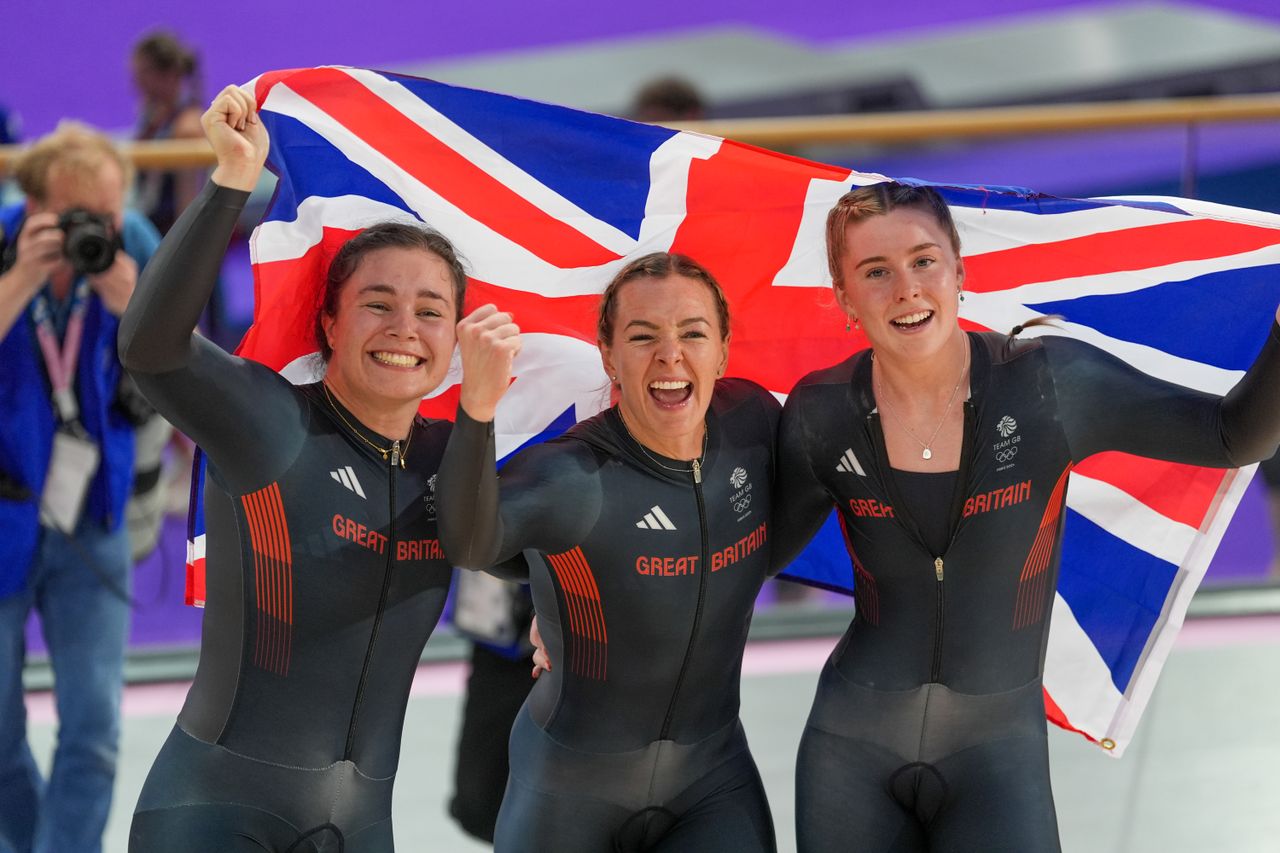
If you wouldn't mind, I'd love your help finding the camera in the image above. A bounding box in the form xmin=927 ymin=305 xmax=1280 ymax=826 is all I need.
xmin=57 ymin=208 xmax=120 ymax=275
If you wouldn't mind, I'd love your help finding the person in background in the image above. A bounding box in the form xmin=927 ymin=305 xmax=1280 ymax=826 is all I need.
xmin=0 ymin=102 xmax=21 ymax=188
xmin=0 ymin=122 xmax=160 ymax=853
xmin=631 ymin=76 xmax=706 ymax=123
xmin=130 ymin=30 xmax=204 ymax=236
xmin=0 ymin=102 xmax=20 ymax=146
xmin=447 ymin=573 xmax=536 ymax=843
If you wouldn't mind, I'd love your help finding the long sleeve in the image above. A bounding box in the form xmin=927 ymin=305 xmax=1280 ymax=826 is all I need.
xmin=437 ymin=407 xmax=600 ymax=577
xmin=769 ymin=387 xmax=839 ymax=576
xmin=117 ymin=180 xmax=308 ymax=490
xmin=1045 ymin=322 xmax=1280 ymax=467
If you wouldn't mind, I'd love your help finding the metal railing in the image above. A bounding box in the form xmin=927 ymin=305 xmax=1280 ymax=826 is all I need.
xmin=2 ymin=93 xmax=1279 ymax=170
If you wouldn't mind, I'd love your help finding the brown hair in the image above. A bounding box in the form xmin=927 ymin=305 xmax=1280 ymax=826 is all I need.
xmin=314 ymin=222 xmax=468 ymax=361
xmin=132 ymin=30 xmax=199 ymax=79
xmin=13 ymin=121 xmax=133 ymax=204
xmin=597 ymin=252 xmax=730 ymax=345
xmin=632 ymin=76 xmax=706 ymax=122
xmin=825 ymin=182 xmax=961 ymax=287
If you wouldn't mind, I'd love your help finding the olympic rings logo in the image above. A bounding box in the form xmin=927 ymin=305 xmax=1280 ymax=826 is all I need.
xmin=995 ymin=447 xmax=1018 ymax=464
xmin=734 ymin=496 xmax=752 ymax=513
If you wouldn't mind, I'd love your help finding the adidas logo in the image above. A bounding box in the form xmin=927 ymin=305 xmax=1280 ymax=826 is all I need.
xmin=330 ymin=466 xmax=367 ymax=499
xmin=635 ymin=505 xmax=677 ymax=530
xmin=835 ymin=448 xmax=865 ymax=476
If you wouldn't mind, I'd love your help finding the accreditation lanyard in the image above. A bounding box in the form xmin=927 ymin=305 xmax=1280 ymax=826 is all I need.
xmin=30 ymin=278 xmax=91 ymax=425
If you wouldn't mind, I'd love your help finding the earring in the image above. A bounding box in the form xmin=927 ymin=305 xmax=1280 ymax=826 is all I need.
xmin=847 ymin=316 xmax=859 ymax=332
xmin=958 ymin=290 xmax=966 ymax=303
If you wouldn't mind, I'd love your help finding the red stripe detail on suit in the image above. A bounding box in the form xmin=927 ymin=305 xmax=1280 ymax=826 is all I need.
xmin=1013 ymin=466 xmax=1072 ymax=630
xmin=241 ymin=483 xmax=293 ymax=675
xmin=547 ymin=547 xmax=608 ymax=680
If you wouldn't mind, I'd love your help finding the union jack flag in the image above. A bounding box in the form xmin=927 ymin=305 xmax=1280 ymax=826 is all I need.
xmin=186 ymin=66 xmax=1280 ymax=756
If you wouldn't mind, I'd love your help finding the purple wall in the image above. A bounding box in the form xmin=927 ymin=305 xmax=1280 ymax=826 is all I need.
xmin=6 ymin=1 xmax=1279 ymax=140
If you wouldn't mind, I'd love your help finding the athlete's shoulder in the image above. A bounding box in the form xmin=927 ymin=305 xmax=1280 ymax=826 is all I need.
xmin=713 ymin=377 xmax=780 ymax=442
xmin=713 ymin=377 xmax=780 ymax=415
xmin=976 ymin=329 xmax=1045 ymax=367
xmin=413 ymin=414 xmax=453 ymax=449
xmin=791 ymin=349 xmax=865 ymax=393
xmin=518 ymin=412 xmax=615 ymax=477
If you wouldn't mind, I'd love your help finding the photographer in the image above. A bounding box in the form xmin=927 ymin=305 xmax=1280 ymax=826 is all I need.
xmin=0 ymin=121 xmax=159 ymax=853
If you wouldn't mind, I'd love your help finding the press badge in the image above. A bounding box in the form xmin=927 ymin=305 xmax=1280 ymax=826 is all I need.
xmin=40 ymin=428 xmax=100 ymax=532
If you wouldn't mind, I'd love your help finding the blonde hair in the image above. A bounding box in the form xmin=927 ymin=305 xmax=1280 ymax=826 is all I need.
xmin=825 ymin=182 xmax=961 ymax=288
xmin=13 ymin=122 xmax=133 ymax=204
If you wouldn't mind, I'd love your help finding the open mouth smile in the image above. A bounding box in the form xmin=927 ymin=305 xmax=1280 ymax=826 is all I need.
xmin=648 ymin=379 xmax=693 ymax=407
xmin=370 ymin=351 xmax=424 ymax=368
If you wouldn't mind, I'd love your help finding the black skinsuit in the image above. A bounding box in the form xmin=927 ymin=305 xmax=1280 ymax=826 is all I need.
xmin=118 ymin=182 xmax=453 ymax=852
xmin=438 ymin=381 xmax=779 ymax=852
xmin=774 ymin=327 xmax=1280 ymax=853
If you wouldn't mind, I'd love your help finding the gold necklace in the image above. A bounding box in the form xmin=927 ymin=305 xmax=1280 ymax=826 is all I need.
xmin=873 ymin=344 xmax=969 ymax=461
xmin=322 ymin=382 xmax=413 ymax=468
xmin=617 ymin=409 xmax=708 ymax=484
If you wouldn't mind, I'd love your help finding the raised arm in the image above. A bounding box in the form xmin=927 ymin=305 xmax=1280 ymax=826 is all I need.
xmin=437 ymin=306 xmax=599 ymax=574
xmin=770 ymin=387 xmax=839 ymax=576
xmin=118 ymin=86 xmax=305 ymax=488
xmin=1046 ymin=316 xmax=1280 ymax=466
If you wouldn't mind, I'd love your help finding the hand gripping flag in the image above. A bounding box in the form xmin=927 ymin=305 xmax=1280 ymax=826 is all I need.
xmin=185 ymin=66 xmax=1280 ymax=756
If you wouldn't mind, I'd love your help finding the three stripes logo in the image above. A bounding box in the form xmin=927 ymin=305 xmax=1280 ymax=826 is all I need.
xmin=636 ymin=505 xmax=677 ymax=531
xmin=835 ymin=448 xmax=865 ymax=476
xmin=330 ymin=466 xmax=366 ymax=499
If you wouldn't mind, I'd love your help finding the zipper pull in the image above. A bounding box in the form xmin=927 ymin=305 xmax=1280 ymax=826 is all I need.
xmin=934 ymin=557 xmax=944 ymax=581
xmin=390 ymin=440 xmax=402 ymax=469
xmin=691 ymin=458 xmax=702 ymax=484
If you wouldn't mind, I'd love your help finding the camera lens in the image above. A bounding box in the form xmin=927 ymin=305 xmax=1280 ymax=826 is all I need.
xmin=66 ymin=231 xmax=114 ymax=274
xmin=58 ymin=209 xmax=120 ymax=275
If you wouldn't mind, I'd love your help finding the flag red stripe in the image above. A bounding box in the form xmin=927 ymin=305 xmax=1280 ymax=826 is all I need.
xmin=185 ymin=557 xmax=206 ymax=607
xmin=1043 ymin=688 xmax=1097 ymax=743
xmin=964 ymin=218 xmax=1278 ymax=293
xmin=1072 ymin=452 xmax=1226 ymax=529
xmin=292 ymin=68 xmax=620 ymax=269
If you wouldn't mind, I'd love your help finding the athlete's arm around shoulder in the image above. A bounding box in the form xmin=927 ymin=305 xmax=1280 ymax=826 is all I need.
xmin=770 ymin=369 xmax=843 ymax=576
xmin=437 ymin=409 xmax=602 ymax=579
xmin=714 ymin=377 xmax=781 ymax=448
xmin=1041 ymin=308 xmax=1280 ymax=466
xmin=118 ymin=85 xmax=305 ymax=488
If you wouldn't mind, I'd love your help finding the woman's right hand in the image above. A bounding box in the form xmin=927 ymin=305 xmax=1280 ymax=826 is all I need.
xmin=202 ymin=84 xmax=269 ymax=192
xmin=456 ymin=303 xmax=521 ymax=423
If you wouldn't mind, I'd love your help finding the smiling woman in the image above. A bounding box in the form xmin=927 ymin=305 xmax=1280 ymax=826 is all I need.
xmin=117 ymin=85 xmax=481 ymax=853
xmin=437 ymin=252 xmax=782 ymax=852
xmin=596 ymin=253 xmax=731 ymax=460
xmin=314 ymin=225 xmax=467 ymax=440
xmin=770 ymin=181 xmax=1280 ymax=853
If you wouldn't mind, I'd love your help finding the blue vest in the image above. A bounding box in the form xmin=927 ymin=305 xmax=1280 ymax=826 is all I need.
xmin=0 ymin=203 xmax=160 ymax=597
